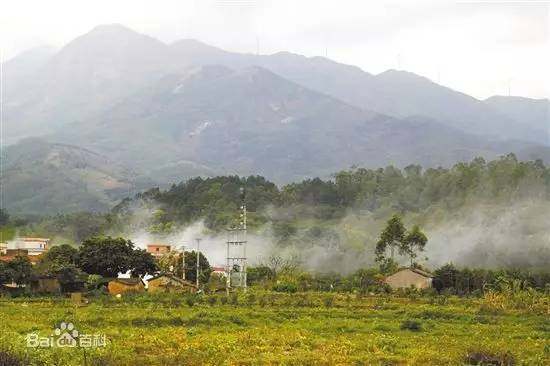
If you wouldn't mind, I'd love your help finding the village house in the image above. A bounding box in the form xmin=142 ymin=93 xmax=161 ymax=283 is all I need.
xmin=147 ymin=274 xmax=197 ymax=293
xmin=211 ymin=266 xmax=226 ymax=277
xmin=384 ymin=268 xmax=434 ymax=290
xmin=146 ymin=243 xmax=171 ymax=257
xmin=107 ymin=278 xmax=146 ymax=295
xmin=9 ymin=237 xmax=50 ymax=256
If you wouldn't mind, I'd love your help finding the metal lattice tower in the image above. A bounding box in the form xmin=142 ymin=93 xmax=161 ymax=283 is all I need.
xmin=226 ymin=187 xmax=247 ymax=293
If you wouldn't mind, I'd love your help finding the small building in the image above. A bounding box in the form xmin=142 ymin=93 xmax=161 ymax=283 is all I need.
xmin=147 ymin=274 xmax=197 ymax=294
xmin=146 ymin=243 xmax=172 ymax=257
xmin=384 ymin=268 xmax=434 ymax=290
xmin=107 ymin=278 xmax=145 ymax=295
xmin=211 ymin=266 xmax=226 ymax=277
xmin=31 ymin=277 xmax=61 ymax=294
xmin=9 ymin=238 xmax=50 ymax=256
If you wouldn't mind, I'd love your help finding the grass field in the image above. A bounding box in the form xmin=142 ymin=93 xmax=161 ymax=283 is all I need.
xmin=0 ymin=292 xmax=548 ymax=365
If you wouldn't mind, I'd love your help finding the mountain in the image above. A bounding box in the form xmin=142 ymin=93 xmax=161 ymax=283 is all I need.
xmin=485 ymin=96 xmax=549 ymax=143
xmin=2 ymin=46 xmax=56 ymax=94
xmin=3 ymin=25 xmax=550 ymax=214
xmin=169 ymin=40 xmax=547 ymax=144
xmin=54 ymin=65 xmax=528 ymax=183
xmin=0 ymin=138 xmax=153 ymax=215
xmin=3 ymin=24 xmax=176 ymax=141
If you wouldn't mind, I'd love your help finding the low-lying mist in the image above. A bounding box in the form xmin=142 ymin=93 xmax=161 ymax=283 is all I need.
xmin=116 ymin=199 xmax=550 ymax=273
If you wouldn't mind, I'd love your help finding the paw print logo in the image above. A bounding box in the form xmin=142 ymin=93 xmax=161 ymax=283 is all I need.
xmin=54 ymin=322 xmax=79 ymax=347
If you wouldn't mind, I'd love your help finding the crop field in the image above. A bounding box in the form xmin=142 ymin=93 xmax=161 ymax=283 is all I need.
xmin=0 ymin=292 xmax=548 ymax=366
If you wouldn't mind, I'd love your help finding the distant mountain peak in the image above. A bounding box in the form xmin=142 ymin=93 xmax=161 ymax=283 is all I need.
xmin=88 ymin=23 xmax=140 ymax=35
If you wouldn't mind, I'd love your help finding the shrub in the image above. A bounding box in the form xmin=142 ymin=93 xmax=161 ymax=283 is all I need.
xmin=0 ymin=350 xmax=23 ymax=366
xmin=245 ymin=293 xmax=256 ymax=306
xmin=323 ymin=295 xmax=335 ymax=308
xmin=295 ymin=294 xmax=313 ymax=307
xmin=220 ymin=296 xmax=228 ymax=305
xmin=185 ymin=296 xmax=196 ymax=307
xmin=259 ymin=295 xmax=268 ymax=307
xmin=465 ymin=350 xmax=515 ymax=366
xmin=229 ymin=293 xmax=239 ymax=306
xmin=400 ymin=319 xmax=422 ymax=332
xmin=207 ymin=295 xmax=217 ymax=306
xmin=272 ymin=282 xmax=297 ymax=293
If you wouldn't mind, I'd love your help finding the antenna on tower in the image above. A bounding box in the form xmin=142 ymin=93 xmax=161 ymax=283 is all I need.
xmin=225 ymin=186 xmax=248 ymax=294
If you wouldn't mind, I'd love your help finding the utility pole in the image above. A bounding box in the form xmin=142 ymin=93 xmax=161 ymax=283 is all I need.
xmin=195 ymin=238 xmax=201 ymax=288
xmin=179 ymin=245 xmax=186 ymax=281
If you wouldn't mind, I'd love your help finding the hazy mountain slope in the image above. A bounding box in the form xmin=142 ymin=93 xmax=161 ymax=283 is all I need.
xmin=53 ymin=65 xmax=522 ymax=183
xmin=3 ymin=24 xmax=175 ymax=141
xmin=169 ymin=39 xmax=545 ymax=144
xmin=485 ymin=96 xmax=549 ymax=143
xmin=1 ymin=138 xmax=152 ymax=215
xmin=2 ymin=46 xmax=56 ymax=94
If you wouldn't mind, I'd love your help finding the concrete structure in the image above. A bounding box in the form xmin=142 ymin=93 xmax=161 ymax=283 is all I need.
xmin=384 ymin=268 xmax=434 ymax=290
xmin=9 ymin=238 xmax=50 ymax=255
xmin=147 ymin=274 xmax=197 ymax=293
xmin=146 ymin=243 xmax=171 ymax=257
xmin=107 ymin=278 xmax=145 ymax=295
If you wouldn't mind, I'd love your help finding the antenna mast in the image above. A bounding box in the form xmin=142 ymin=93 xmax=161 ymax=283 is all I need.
xmin=225 ymin=187 xmax=248 ymax=294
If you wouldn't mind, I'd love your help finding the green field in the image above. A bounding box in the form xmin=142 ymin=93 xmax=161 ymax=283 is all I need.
xmin=0 ymin=292 xmax=548 ymax=365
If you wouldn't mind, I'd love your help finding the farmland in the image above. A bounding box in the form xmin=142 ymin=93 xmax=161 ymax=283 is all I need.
xmin=0 ymin=292 xmax=548 ymax=365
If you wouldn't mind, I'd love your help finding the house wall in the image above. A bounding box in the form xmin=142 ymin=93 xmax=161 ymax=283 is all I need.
xmin=108 ymin=281 xmax=145 ymax=295
xmin=148 ymin=277 xmax=197 ymax=293
xmin=146 ymin=245 xmax=171 ymax=256
xmin=385 ymin=270 xmax=432 ymax=289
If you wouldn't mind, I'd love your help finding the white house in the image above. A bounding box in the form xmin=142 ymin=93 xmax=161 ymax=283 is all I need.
xmin=9 ymin=238 xmax=50 ymax=256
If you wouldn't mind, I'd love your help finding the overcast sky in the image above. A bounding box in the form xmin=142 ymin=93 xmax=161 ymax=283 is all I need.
xmin=1 ymin=0 xmax=548 ymax=99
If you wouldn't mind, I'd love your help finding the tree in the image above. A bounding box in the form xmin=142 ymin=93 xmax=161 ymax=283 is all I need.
xmin=0 ymin=261 xmax=11 ymax=284
xmin=157 ymin=251 xmax=211 ymax=284
xmin=36 ymin=244 xmax=84 ymax=287
xmin=375 ymin=215 xmax=406 ymax=261
xmin=401 ymin=225 xmax=428 ymax=266
xmin=129 ymin=249 xmax=158 ymax=278
xmin=8 ymin=256 xmax=32 ymax=286
xmin=40 ymin=244 xmax=79 ymax=267
xmin=0 ymin=209 xmax=9 ymax=226
xmin=78 ymin=236 xmax=135 ymax=277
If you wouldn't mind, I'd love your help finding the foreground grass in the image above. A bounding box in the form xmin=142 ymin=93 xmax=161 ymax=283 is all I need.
xmin=0 ymin=293 xmax=548 ymax=365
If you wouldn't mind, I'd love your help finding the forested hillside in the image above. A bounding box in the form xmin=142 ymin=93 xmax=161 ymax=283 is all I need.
xmin=9 ymin=154 xmax=549 ymax=271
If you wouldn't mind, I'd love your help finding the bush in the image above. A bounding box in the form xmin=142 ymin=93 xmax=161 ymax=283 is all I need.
xmin=220 ymin=296 xmax=228 ymax=305
xmin=185 ymin=295 xmax=196 ymax=307
xmin=207 ymin=296 xmax=217 ymax=306
xmin=400 ymin=319 xmax=422 ymax=332
xmin=229 ymin=293 xmax=239 ymax=306
xmin=259 ymin=295 xmax=268 ymax=307
xmin=0 ymin=350 xmax=23 ymax=366
xmin=465 ymin=350 xmax=515 ymax=366
xmin=294 ymin=294 xmax=313 ymax=307
xmin=323 ymin=295 xmax=335 ymax=308
xmin=273 ymin=282 xmax=297 ymax=293
xmin=245 ymin=293 xmax=256 ymax=306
